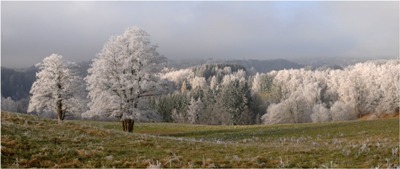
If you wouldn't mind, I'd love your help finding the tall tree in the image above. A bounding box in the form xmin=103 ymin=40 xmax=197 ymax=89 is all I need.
xmin=85 ymin=26 xmax=166 ymax=132
xmin=27 ymin=54 xmax=85 ymax=122
xmin=187 ymin=97 xmax=204 ymax=124
xmin=219 ymin=77 xmax=251 ymax=125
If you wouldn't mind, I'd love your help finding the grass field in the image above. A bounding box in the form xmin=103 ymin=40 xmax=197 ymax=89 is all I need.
xmin=1 ymin=111 xmax=399 ymax=168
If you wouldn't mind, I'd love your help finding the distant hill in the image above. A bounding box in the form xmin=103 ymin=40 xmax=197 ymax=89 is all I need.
xmin=1 ymin=67 xmax=37 ymax=100
xmin=289 ymin=56 xmax=397 ymax=68
xmin=226 ymin=59 xmax=303 ymax=73
xmin=168 ymin=58 xmax=304 ymax=73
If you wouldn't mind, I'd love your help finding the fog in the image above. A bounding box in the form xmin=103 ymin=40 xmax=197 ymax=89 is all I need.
xmin=2 ymin=1 xmax=399 ymax=68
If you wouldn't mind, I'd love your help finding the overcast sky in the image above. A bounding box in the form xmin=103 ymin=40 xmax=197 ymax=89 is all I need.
xmin=2 ymin=1 xmax=399 ymax=68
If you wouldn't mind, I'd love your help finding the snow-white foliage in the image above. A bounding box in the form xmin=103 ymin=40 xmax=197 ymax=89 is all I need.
xmin=262 ymin=60 xmax=400 ymax=124
xmin=161 ymin=68 xmax=194 ymax=85
xmin=187 ymin=97 xmax=204 ymax=124
xmin=209 ymin=75 xmax=219 ymax=90
xmin=190 ymin=77 xmax=207 ymax=90
xmin=251 ymin=73 xmax=262 ymax=94
xmin=1 ymin=97 xmax=18 ymax=112
xmin=84 ymin=26 xmax=166 ymax=120
xmin=221 ymin=69 xmax=246 ymax=87
xmin=223 ymin=67 xmax=232 ymax=74
xmin=28 ymin=54 xmax=86 ymax=120
xmin=330 ymin=101 xmax=357 ymax=121
xmin=250 ymin=72 xmax=276 ymax=94
xmin=311 ymin=104 xmax=331 ymax=123
xmin=262 ymin=101 xmax=295 ymax=124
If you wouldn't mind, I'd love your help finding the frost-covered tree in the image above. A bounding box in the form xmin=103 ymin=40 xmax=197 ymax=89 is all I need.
xmin=28 ymin=54 xmax=86 ymax=122
xmin=1 ymin=97 xmax=30 ymax=114
xmin=171 ymin=108 xmax=186 ymax=123
xmin=262 ymin=100 xmax=295 ymax=124
xmin=221 ymin=69 xmax=246 ymax=87
xmin=84 ymin=26 xmax=166 ymax=132
xmin=190 ymin=77 xmax=207 ymax=90
xmin=251 ymin=73 xmax=262 ymax=94
xmin=330 ymin=101 xmax=357 ymax=121
xmin=1 ymin=97 xmax=18 ymax=112
xmin=374 ymin=61 xmax=400 ymax=114
xmin=187 ymin=97 xmax=204 ymax=124
xmin=218 ymin=77 xmax=251 ymax=125
xmin=262 ymin=60 xmax=399 ymax=125
xmin=209 ymin=75 xmax=219 ymax=90
xmin=310 ymin=104 xmax=331 ymax=123
xmin=161 ymin=68 xmax=194 ymax=85
xmin=251 ymin=73 xmax=276 ymax=94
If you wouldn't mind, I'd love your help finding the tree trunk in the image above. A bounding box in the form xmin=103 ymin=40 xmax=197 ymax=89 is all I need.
xmin=56 ymin=82 xmax=64 ymax=123
xmin=56 ymin=99 xmax=64 ymax=123
xmin=122 ymin=119 xmax=134 ymax=132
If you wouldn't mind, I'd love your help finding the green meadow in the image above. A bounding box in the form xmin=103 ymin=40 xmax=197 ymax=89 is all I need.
xmin=2 ymin=112 xmax=399 ymax=168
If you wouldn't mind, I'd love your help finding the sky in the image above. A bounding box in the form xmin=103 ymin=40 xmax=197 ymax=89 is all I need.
xmin=1 ymin=1 xmax=399 ymax=68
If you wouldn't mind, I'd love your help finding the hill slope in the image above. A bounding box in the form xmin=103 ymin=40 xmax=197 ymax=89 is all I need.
xmin=1 ymin=112 xmax=399 ymax=168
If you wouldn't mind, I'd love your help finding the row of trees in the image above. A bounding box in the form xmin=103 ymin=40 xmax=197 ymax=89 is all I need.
xmin=152 ymin=59 xmax=399 ymax=125
xmin=28 ymin=27 xmax=166 ymax=132
xmin=1 ymin=96 xmax=29 ymax=114
xmin=26 ymin=25 xmax=399 ymax=132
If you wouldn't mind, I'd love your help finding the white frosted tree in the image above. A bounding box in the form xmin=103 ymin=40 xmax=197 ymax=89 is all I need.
xmin=262 ymin=101 xmax=295 ymax=124
xmin=28 ymin=54 xmax=86 ymax=122
xmin=375 ymin=60 xmax=400 ymax=114
xmin=190 ymin=77 xmax=207 ymax=90
xmin=161 ymin=68 xmax=194 ymax=85
xmin=85 ymin=26 xmax=166 ymax=132
xmin=330 ymin=101 xmax=357 ymax=121
xmin=310 ymin=104 xmax=331 ymax=123
xmin=1 ymin=97 xmax=18 ymax=112
xmin=218 ymin=77 xmax=250 ymax=125
xmin=209 ymin=75 xmax=218 ymax=90
xmin=251 ymin=73 xmax=262 ymax=94
xmin=171 ymin=108 xmax=185 ymax=123
xmin=187 ymin=97 xmax=204 ymax=124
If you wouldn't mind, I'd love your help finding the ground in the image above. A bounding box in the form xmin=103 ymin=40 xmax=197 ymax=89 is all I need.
xmin=1 ymin=111 xmax=399 ymax=168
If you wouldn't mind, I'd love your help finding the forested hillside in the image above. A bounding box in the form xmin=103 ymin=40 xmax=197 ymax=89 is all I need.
xmin=2 ymin=59 xmax=399 ymax=125
xmin=227 ymin=59 xmax=303 ymax=73
xmin=149 ymin=59 xmax=400 ymax=125
xmin=167 ymin=58 xmax=303 ymax=73
xmin=1 ymin=59 xmax=302 ymax=115
xmin=1 ymin=67 xmax=37 ymax=100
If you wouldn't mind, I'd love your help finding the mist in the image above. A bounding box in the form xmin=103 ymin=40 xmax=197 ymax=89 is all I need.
xmin=2 ymin=1 xmax=399 ymax=68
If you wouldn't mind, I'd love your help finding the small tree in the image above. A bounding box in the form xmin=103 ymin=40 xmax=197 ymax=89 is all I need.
xmin=85 ymin=26 xmax=166 ymax=132
xmin=28 ymin=54 xmax=85 ymax=122
xmin=1 ymin=97 xmax=18 ymax=112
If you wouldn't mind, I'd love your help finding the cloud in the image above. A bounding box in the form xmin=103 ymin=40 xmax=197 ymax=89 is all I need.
xmin=2 ymin=1 xmax=398 ymax=68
